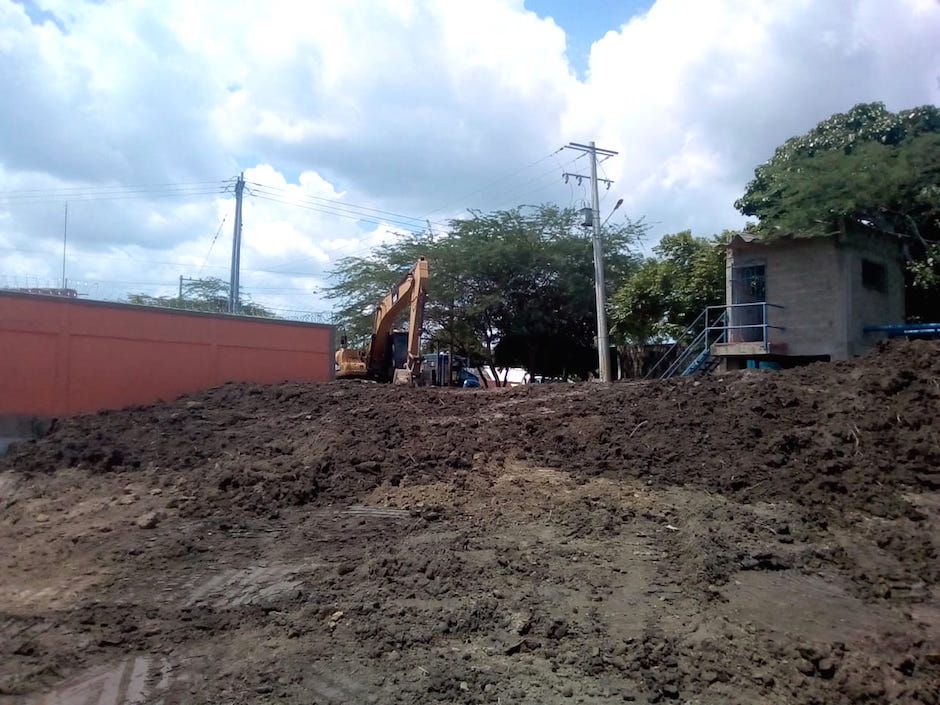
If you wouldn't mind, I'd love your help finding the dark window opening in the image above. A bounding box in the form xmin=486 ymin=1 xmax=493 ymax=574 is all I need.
xmin=862 ymin=259 xmax=886 ymax=292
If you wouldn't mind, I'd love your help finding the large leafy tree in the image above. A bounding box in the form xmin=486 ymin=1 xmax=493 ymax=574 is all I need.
xmin=127 ymin=277 xmax=274 ymax=318
xmin=609 ymin=230 xmax=726 ymax=344
xmin=735 ymin=102 xmax=940 ymax=240
xmin=735 ymin=102 xmax=940 ymax=319
xmin=325 ymin=204 xmax=645 ymax=379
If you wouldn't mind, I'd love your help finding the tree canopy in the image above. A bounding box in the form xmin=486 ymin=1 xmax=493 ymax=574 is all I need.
xmin=608 ymin=231 xmax=726 ymax=345
xmin=127 ymin=277 xmax=274 ymax=318
xmin=735 ymin=102 xmax=940 ymax=242
xmin=324 ymin=204 xmax=646 ymax=379
xmin=735 ymin=102 xmax=940 ymax=320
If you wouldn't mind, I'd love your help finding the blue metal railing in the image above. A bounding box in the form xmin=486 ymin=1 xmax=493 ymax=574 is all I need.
xmin=649 ymin=308 xmax=728 ymax=379
xmin=645 ymin=302 xmax=787 ymax=380
xmin=643 ymin=309 xmax=712 ymax=379
xmin=705 ymin=302 xmax=785 ymax=352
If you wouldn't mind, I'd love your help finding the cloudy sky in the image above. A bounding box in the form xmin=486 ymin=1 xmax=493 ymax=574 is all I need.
xmin=1 ymin=0 xmax=938 ymax=317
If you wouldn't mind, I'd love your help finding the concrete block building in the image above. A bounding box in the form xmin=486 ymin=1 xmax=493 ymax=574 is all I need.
xmin=711 ymin=222 xmax=906 ymax=369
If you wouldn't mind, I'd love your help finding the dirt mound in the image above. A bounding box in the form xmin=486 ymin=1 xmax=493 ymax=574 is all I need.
xmin=1 ymin=339 xmax=938 ymax=704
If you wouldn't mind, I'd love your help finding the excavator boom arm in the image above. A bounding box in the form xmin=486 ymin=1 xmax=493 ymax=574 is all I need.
xmin=368 ymin=257 xmax=428 ymax=372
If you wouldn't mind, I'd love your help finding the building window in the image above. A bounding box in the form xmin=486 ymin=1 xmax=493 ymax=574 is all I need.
xmin=862 ymin=258 xmax=886 ymax=292
xmin=732 ymin=265 xmax=766 ymax=302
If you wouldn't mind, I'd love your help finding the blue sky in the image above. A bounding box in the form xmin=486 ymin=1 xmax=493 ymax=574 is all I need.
xmin=526 ymin=0 xmax=654 ymax=76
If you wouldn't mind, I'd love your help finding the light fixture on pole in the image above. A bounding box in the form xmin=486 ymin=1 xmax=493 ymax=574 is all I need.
xmin=603 ymin=198 xmax=624 ymax=228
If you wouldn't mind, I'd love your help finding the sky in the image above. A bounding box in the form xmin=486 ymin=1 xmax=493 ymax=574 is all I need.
xmin=1 ymin=0 xmax=938 ymax=318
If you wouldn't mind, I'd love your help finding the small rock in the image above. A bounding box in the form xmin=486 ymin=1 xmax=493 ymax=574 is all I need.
xmin=561 ymin=684 xmax=574 ymax=697
xmin=136 ymin=512 xmax=160 ymax=529
xmin=817 ymin=657 xmax=836 ymax=679
xmin=34 ymin=513 xmax=50 ymax=523
xmin=753 ymin=671 xmax=775 ymax=687
xmin=148 ymin=488 xmax=163 ymax=495
xmin=896 ymin=655 xmax=916 ymax=676
xmin=661 ymin=684 xmax=680 ymax=699
xmin=459 ymin=681 xmax=469 ymax=691
xmin=795 ymin=658 xmax=815 ymax=675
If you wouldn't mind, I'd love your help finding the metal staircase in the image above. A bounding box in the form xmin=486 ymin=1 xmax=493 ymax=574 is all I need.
xmin=644 ymin=308 xmax=727 ymax=380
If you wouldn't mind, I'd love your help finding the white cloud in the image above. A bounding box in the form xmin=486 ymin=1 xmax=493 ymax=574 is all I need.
xmin=565 ymin=0 xmax=940 ymax=239
xmin=0 ymin=0 xmax=937 ymax=311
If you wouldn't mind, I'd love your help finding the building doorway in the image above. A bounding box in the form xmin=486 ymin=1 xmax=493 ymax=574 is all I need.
xmin=731 ymin=265 xmax=766 ymax=343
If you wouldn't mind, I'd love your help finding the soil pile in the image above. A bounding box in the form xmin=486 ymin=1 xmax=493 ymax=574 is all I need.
xmin=1 ymin=339 xmax=938 ymax=704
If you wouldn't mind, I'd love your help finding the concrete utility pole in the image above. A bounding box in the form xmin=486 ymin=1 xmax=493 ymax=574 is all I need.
xmin=229 ymin=172 xmax=245 ymax=314
xmin=563 ymin=141 xmax=618 ymax=382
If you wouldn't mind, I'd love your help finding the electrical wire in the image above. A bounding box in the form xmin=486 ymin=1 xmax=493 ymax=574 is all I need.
xmin=197 ymin=212 xmax=230 ymax=275
xmin=488 ymin=152 xmax=588 ymax=210
xmin=0 ymin=180 xmax=233 ymax=205
xmin=248 ymin=192 xmax=436 ymax=235
xmin=419 ymin=147 xmax=566 ymax=218
xmin=246 ymin=182 xmax=445 ymax=231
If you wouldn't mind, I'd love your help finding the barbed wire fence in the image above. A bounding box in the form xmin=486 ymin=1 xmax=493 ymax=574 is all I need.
xmin=0 ymin=274 xmax=335 ymax=325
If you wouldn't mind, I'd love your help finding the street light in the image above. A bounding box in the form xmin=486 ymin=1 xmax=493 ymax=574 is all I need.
xmin=603 ymin=198 xmax=624 ymax=228
xmin=582 ymin=196 xmax=623 ymax=382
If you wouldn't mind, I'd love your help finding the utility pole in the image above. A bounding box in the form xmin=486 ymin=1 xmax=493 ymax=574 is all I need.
xmin=61 ymin=202 xmax=68 ymax=289
xmin=563 ymin=141 xmax=618 ymax=382
xmin=229 ymin=172 xmax=245 ymax=314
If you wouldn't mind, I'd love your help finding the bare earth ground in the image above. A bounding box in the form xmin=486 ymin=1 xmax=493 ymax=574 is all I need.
xmin=1 ymin=340 xmax=938 ymax=704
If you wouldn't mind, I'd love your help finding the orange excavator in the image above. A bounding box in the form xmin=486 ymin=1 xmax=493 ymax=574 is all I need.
xmin=335 ymin=257 xmax=429 ymax=384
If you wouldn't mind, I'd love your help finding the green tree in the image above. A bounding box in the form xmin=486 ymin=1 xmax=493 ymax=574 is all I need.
xmin=127 ymin=277 xmax=275 ymax=317
xmin=325 ymin=233 xmax=433 ymax=348
xmin=609 ymin=231 xmax=726 ymax=344
xmin=735 ymin=102 xmax=940 ymax=320
xmin=324 ymin=205 xmax=646 ymax=380
xmin=736 ymin=102 xmax=940 ymax=240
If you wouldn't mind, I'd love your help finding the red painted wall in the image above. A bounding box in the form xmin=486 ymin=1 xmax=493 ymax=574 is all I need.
xmin=0 ymin=292 xmax=334 ymax=416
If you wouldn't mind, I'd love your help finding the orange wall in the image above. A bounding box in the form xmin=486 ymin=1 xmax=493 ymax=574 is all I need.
xmin=0 ymin=292 xmax=334 ymax=416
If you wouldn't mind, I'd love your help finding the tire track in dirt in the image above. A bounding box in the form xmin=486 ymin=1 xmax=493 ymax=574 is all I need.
xmin=2 ymin=655 xmax=175 ymax=705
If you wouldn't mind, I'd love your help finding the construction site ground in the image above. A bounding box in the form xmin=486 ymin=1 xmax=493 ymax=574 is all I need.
xmin=1 ymin=340 xmax=938 ymax=704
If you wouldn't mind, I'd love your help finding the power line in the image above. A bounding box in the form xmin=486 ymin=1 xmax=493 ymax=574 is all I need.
xmin=0 ymin=180 xmax=233 ymax=205
xmin=419 ymin=147 xmax=566 ymax=218
xmin=247 ymin=181 xmax=444 ymax=229
xmin=0 ymin=179 xmax=233 ymax=195
xmin=248 ymin=191 xmax=438 ymax=234
xmin=198 ymin=212 xmax=229 ymax=275
xmin=488 ymin=152 xmax=588 ymax=210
